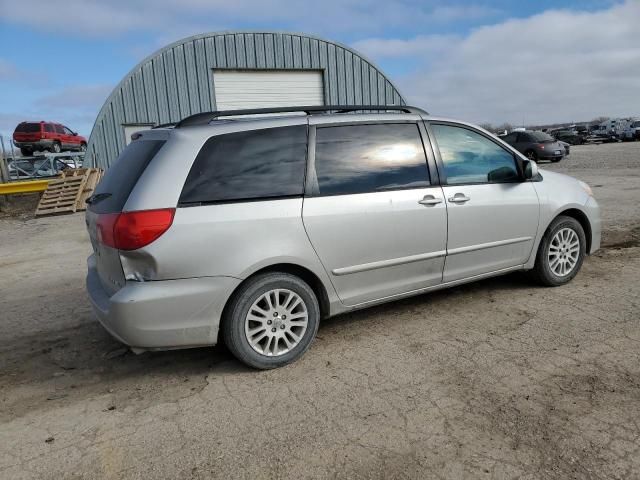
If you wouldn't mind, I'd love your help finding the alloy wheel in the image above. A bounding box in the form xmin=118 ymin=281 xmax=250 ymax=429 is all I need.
xmin=244 ymin=288 xmax=309 ymax=356
xmin=548 ymin=227 xmax=580 ymax=277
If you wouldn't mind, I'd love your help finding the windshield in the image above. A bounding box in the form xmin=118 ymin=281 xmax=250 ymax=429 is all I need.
xmin=529 ymin=131 xmax=555 ymax=142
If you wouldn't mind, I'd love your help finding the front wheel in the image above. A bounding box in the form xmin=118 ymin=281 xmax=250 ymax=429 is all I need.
xmin=79 ymin=143 xmax=87 ymax=152
xmin=222 ymin=272 xmax=320 ymax=369
xmin=531 ymin=216 xmax=586 ymax=286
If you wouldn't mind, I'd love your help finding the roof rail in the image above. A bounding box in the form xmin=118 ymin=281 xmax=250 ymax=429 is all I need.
xmin=174 ymin=105 xmax=429 ymax=128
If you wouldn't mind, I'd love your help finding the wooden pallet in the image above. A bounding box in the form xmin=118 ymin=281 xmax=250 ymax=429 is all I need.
xmin=74 ymin=169 xmax=103 ymax=211
xmin=35 ymin=168 xmax=103 ymax=216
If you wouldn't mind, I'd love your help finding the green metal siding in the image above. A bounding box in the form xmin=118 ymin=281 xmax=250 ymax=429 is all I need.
xmin=87 ymin=31 xmax=405 ymax=168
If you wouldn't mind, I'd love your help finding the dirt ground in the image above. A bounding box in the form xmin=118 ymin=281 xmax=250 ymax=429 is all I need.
xmin=1 ymin=142 xmax=639 ymax=479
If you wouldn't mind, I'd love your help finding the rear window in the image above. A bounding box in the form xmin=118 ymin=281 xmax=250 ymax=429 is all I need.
xmin=179 ymin=125 xmax=307 ymax=205
xmin=89 ymin=140 xmax=165 ymax=214
xmin=15 ymin=123 xmax=41 ymax=133
xmin=529 ymin=131 xmax=555 ymax=142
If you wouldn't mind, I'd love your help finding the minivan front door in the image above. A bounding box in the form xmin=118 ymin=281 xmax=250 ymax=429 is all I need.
xmin=303 ymin=122 xmax=447 ymax=306
xmin=429 ymin=123 xmax=540 ymax=283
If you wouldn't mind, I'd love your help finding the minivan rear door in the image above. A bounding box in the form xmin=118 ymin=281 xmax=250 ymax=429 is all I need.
xmin=86 ymin=139 xmax=165 ymax=296
xmin=303 ymin=120 xmax=447 ymax=307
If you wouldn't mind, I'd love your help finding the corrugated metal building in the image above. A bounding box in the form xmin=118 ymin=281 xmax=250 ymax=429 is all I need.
xmin=87 ymin=31 xmax=406 ymax=168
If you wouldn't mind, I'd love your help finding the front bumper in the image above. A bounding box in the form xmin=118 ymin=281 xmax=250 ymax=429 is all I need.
xmin=584 ymin=196 xmax=601 ymax=254
xmin=86 ymin=255 xmax=241 ymax=349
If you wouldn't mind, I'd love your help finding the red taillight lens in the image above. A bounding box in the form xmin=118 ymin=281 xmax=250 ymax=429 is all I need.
xmin=538 ymin=143 xmax=545 ymax=149
xmin=96 ymin=209 xmax=175 ymax=250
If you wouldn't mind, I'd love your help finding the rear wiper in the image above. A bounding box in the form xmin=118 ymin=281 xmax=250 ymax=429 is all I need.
xmin=86 ymin=192 xmax=112 ymax=205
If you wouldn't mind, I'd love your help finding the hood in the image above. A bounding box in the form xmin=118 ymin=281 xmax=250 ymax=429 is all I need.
xmin=535 ymin=168 xmax=591 ymax=206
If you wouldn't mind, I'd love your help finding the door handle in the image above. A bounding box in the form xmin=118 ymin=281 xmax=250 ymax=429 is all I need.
xmin=448 ymin=193 xmax=471 ymax=204
xmin=418 ymin=195 xmax=443 ymax=206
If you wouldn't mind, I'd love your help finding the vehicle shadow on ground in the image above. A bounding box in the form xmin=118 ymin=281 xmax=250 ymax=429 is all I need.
xmin=2 ymin=271 xmax=536 ymax=389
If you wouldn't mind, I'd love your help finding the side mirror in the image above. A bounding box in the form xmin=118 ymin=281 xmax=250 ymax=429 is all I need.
xmin=73 ymin=132 xmax=78 ymax=136
xmin=523 ymin=159 xmax=538 ymax=179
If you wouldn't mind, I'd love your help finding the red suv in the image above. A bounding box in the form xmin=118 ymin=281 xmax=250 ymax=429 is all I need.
xmin=13 ymin=121 xmax=87 ymax=156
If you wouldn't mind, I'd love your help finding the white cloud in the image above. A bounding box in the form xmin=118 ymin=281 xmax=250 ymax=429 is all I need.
xmin=0 ymin=84 xmax=113 ymax=138
xmin=38 ymin=84 xmax=112 ymax=110
xmin=0 ymin=0 xmax=498 ymax=37
xmin=352 ymin=34 xmax=458 ymax=60
xmin=364 ymin=1 xmax=640 ymax=124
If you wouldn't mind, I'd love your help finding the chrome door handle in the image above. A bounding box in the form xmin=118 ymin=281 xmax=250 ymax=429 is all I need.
xmin=448 ymin=194 xmax=471 ymax=204
xmin=418 ymin=195 xmax=443 ymax=206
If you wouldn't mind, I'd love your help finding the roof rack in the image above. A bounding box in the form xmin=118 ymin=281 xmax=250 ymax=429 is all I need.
xmin=173 ymin=105 xmax=429 ymax=128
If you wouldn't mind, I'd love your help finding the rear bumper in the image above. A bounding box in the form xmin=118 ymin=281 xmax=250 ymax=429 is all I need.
xmin=538 ymin=152 xmax=564 ymax=161
xmin=86 ymin=255 xmax=241 ymax=349
xmin=13 ymin=139 xmax=54 ymax=150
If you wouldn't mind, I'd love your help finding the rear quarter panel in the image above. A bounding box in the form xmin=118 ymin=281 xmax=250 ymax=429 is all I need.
xmin=119 ymin=198 xmax=340 ymax=308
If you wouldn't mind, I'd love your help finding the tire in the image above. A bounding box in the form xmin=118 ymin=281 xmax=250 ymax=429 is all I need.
xmin=79 ymin=143 xmax=87 ymax=152
xmin=531 ymin=216 xmax=586 ymax=287
xmin=20 ymin=147 xmax=32 ymax=156
xmin=50 ymin=142 xmax=61 ymax=153
xmin=525 ymin=150 xmax=537 ymax=161
xmin=222 ymin=272 xmax=320 ymax=369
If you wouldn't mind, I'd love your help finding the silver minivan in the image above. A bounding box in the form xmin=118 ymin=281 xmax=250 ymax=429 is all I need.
xmin=86 ymin=106 xmax=600 ymax=369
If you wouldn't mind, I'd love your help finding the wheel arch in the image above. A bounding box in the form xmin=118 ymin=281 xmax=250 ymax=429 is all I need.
xmin=551 ymin=208 xmax=593 ymax=253
xmin=222 ymin=263 xmax=332 ymax=323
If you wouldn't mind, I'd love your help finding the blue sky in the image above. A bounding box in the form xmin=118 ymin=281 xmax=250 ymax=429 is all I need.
xmin=1 ymin=0 xmax=638 ymax=141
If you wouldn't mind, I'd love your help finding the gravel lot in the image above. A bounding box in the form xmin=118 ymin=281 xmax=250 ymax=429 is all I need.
xmin=1 ymin=142 xmax=639 ymax=479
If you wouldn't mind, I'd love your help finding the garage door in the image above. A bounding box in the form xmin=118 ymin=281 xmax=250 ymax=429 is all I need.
xmin=213 ymin=70 xmax=324 ymax=110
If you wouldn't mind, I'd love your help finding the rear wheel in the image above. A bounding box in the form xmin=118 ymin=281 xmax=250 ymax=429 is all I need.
xmin=525 ymin=150 xmax=537 ymax=161
xmin=531 ymin=216 xmax=586 ymax=286
xmin=50 ymin=142 xmax=61 ymax=153
xmin=20 ymin=147 xmax=32 ymax=156
xmin=222 ymin=272 xmax=320 ymax=369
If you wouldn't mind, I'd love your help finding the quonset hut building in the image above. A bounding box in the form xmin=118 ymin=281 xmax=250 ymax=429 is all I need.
xmin=86 ymin=31 xmax=406 ymax=169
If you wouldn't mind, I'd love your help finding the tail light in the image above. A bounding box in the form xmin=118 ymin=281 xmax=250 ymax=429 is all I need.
xmin=538 ymin=143 xmax=545 ymax=149
xmin=97 ymin=208 xmax=175 ymax=250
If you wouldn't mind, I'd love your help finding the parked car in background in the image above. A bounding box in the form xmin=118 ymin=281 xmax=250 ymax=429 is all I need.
xmin=13 ymin=121 xmax=87 ymax=156
xmin=558 ymin=141 xmax=571 ymax=156
xmin=85 ymin=105 xmax=600 ymax=369
xmin=622 ymin=120 xmax=640 ymax=141
xmin=500 ymin=130 xmax=565 ymax=162
xmin=573 ymin=125 xmax=589 ymax=135
xmin=550 ymin=129 xmax=585 ymax=145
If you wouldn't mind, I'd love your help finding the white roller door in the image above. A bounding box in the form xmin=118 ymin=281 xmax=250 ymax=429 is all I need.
xmin=213 ymin=70 xmax=324 ymax=110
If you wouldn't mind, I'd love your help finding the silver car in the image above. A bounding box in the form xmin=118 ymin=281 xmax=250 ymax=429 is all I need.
xmin=85 ymin=106 xmax=600 ymax=369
